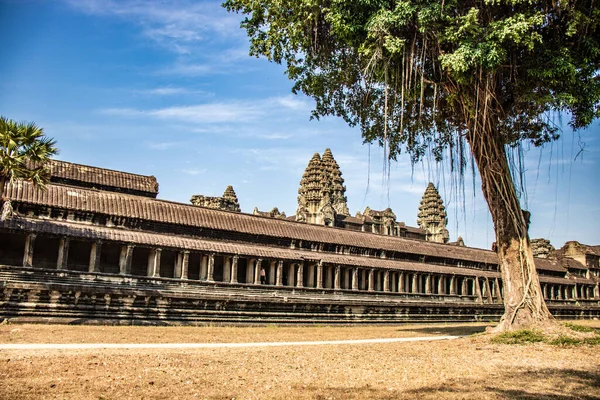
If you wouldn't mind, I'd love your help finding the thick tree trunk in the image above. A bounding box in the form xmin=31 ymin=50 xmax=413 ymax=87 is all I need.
xmin=466 ymin=119 xmax=553 ymax=331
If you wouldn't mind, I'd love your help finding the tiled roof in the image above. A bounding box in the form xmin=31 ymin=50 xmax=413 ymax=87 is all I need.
xmin=4 ymin=181 xmax=501 ymax=266
xmin=45 ymin=160 xmax=159 ymax=196
xmin=534 ymin=258 xmax=569 ymax=273
xmin=0 ymin=216 xmax=500 ymax=277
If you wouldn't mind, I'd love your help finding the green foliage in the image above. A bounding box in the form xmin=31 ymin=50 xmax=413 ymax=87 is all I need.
xmin=224 ymin=0 xmax=600 ymax=161
xmin=490 ymin=329 xmax=546 ymax=344
xmin=564 ymin=322 xmax=599 ymax=334
xmin=0 ymin=116 xmax=58 ymax=187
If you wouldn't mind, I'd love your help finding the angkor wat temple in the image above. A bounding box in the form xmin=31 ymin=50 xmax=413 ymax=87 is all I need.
xmin=0 ymin=149 xmax=598 ymax=324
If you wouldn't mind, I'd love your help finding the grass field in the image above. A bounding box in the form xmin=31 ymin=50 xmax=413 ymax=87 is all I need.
xmin=1 ymin=321 xmax=599 ymax=399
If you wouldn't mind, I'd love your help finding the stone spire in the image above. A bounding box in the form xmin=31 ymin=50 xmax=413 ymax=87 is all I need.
xmin=296 ymin=153 xmax=324 ymax=223
xmin=222 ymin=185 xmax=241 ymax=212
xmin=321 ymin=148 xmax=349 ymax=216
xmin=417 ymin=183 xmax=449 ymax=243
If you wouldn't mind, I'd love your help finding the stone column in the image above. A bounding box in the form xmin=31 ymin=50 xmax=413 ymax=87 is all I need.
xmin=437 ymin=276 xmax=444 ymax=294
xmin=296 ymin=262 xmax=304 ymax=288
xmin=207 ymin=253 xmax=215 ymax=282
xmin=147 ymin=248 xmax=161 ymax=277
xmin=425 ymin=274 xmax=431 ymax=294
xmin=344 ymin=268 xmax=350 ymax=289
xmin=22 ymin=233 xmax=36 ymax=268
xmin=254 ymin=258 xmax=263 ymax=285
xmin=231 ymin=255 xmax=239 ymax=283
xmin=494 ymin=278 xmax=503 ymax=301
xmin=307 ymin=263 xmax=315 ymax=288
xmin=461 ymin=278 xmax=467 ymax=296
xmin=276 ymin=260 xmax=283 ymax=286
xmin=174 ymin=252 xmax=183 ymax=279
xmin=352 ymin=267 xmax=359 ymax=290
xmin=383 ymin=270 xmax=390 ymax=292
xmin=288 ymin=264 xmax=295 ymax=286
xmin=247 ymin=259 xmax=255 ymax=284
xmin=89 ymin=241 xmax=102 ymax=273
xmin=57 ymin=237 xmax=69 ymax=270
xmin=119 ymin=245 xmax=134 ymax=275
xmin=269 ymin=261 xmax=276 ymax=285
xmin=223 ymin=257 xmax=231 ymax=282
xmin=412 ymin=274 xmax=418 ymax=293
xmin=334 ymin=265 xmax=341 ymax=290
xmin=368 ymin=269 xmax=374 ymax=292
xmin=449 ymin=276 xmax=456 ymax=295
xmin=474 ymin=277 xmax=483 ymax=303
xmin=200 ymin=255 xmax=208 ymax=281
xmin=594 ymin=284 xmax=599 ymax=299
xmin=316 ymin=262 xmax=323 ymax=289
xmin=398 ymin=272 xmax=405 ymax=293
xmin=484 ymin=278 xmax=493 ymax=303
xmin=180 ymin=251 xmax=189 ymax=280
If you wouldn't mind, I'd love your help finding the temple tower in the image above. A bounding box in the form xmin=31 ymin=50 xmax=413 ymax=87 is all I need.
xmin=296 ymin=149 xmax=348 ymax=225
xmin=417 ymin=183 xmax=450 ymax=243
xmin=190 ymin=185 xmax=241 ymax=212
xmin=222 ymin=185 xmax=241 ymax=212
xmin=321 ymin=148 xmax=349 ymax=216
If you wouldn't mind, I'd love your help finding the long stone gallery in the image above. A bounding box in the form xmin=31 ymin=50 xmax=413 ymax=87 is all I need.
xmin=0 ymin=149 xmax=599 ymax=324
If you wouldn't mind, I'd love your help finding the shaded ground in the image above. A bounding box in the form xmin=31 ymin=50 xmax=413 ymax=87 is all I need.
xmin=0 ymin=321 xmax=598 ymax=399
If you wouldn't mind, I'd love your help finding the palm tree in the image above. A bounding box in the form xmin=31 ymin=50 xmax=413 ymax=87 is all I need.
xmin=0 ymin=116 xmax=58 ymax=219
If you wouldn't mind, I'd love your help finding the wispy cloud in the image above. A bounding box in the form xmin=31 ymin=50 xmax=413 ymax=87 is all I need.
xmin=138 ymin=87 xmax=213 ymax=96
xmin=182 ymin=168 xmax=207 ymax=175
xmin=64 ymin=0 xmax=242 ymax=54
xmin=101 ymin=96 xmax=312 ymax=125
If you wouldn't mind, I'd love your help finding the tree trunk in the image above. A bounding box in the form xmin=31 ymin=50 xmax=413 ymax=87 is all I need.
xmin=466 ymin=116 xmax=553 ymax=332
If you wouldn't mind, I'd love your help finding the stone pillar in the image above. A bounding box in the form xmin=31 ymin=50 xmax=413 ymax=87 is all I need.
xmin=147 ymin=248 xmax=161 ymax=277
xmin=288 ymin=264 xmax=295 ymax=286
xmin=383 ymin=270 xmax=390 ymax=292
xmin=412 ymin=274 xmax=418 ymax=293
xmin=437 ymin=276 xmax=444 ymax=294
xmin=223 ymin=257 xmax=231 ymax=282
xmin=22 ymin=233 xmax=36 ymax=268
xmin=494 ymin=278 xmax=502 ymax=301
xmin=352 ymin=268 xmax=359 ymax=290
xmin=57 ymin=237 xmax=69 ymax=270
xmin=89 ymin=241 xmax=102 ymax=273
xmin=484 ymin=278 xmax=493 ymax=303
xmin=316 ymin=262 xmax=323 ymax=289
xmin=207 ymin=253 xmax=215 ymax=282
xmin=425 ymin=274 xmax=431 ymax=294
xmin=398 ymin=272 xmax=405 ymax=293
xmin=247 ymin=259 xmax=255 ymax=284
xmin=334 ymin=265 xmax=341 ymax=289
xmin=180 ymin=251 xmax=189 ymax=279
xmin=450 ymin=276 xmax=456 ymax=295
xmin=231 ymin=255 xmax=239 ymax=283
xmin=276 ymin=260 xmax=283 ymax=286
xmin=474 ymin=277 xmax=483 ymax=303
xmin=296 ymin=262 xmax=304 ymax=288
xmin=344 ymin=268 xmax=350 ymax=289
xmin=368 ymin=269 xmax=374 ymax=292
xmin=254 ymin=258 xmax=263 ymax=285
xmin=200 ymin=255 xmax=208 ymax=281
xmin=594 ymin=284 xmax=599 ymax=299
xmin=119 ymin=245 xmax=134 ymax=275
xmin=174 ymin=252 xmax=183 ymax=279
xmin=269 ymin=261 xmax=276 ymax=285
xmin=461 ymin=278 xmax=467 ymax=296
xmin=307 ymin=263 xmax=315 ymax=287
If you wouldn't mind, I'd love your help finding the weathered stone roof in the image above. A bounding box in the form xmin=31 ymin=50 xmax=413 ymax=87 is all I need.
xmin=44 ymin=159 xmax=159 ymax=197
xmin=534 ymin=257 xmax=569 ymax=273
xmin=4 ymin=180 xmax=500 ymax=265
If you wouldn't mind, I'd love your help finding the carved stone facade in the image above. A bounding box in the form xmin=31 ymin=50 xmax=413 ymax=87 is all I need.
xmin=531 ymin=238 xmax=555 ymax=259
xmin=296 ymin=149 xmax=349 ymax=226
xmin=253 ymin=207 xmax=287 ymax=219
xmin=417 ymin=183 xmax=450 ymax=244
xmin=190 ymin=185 xmax=240 ymax=212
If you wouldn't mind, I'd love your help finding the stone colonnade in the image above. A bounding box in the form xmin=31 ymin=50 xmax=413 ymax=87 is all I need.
xmin=11 ymin=232 xmax=600 ymax=301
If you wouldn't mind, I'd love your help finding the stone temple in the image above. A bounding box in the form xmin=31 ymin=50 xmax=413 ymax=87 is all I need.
xmin=0 ymin=151 xmax=598 ymax=324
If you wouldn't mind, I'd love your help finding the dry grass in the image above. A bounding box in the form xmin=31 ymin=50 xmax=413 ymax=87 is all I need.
xmin=1 ymin=320 xmax=599 ymax=399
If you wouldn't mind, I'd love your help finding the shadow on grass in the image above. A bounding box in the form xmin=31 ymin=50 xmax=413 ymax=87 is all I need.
xmin=398 ymin=324 xmax=490 ymax=336
xmin=303 ymin=367 xmax=600 ymax=400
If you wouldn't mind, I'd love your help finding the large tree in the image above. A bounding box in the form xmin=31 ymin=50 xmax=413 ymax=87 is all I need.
xmin=0 ymin=116 xmax=58 ymax=219
xmin=224 ymin=0 xmax=600 ymax=330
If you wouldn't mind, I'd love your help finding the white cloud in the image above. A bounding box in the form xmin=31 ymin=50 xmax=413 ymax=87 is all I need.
xmin=64 ymin=0 xmax=243 ymax=53
xmin=182 ymin=168 xmax=207 ymax=175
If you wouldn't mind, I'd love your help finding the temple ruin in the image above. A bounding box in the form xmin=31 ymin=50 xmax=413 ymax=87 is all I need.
xmin=0 ymin=155 xmax=598 ymax=324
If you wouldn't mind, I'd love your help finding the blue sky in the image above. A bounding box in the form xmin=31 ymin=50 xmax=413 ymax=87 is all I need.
xmin=1 ymin=0 xmax=599 ymax=250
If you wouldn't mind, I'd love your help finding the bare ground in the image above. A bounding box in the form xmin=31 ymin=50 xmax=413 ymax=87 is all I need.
xmin=0 ymin=321 xmax=599 ymax=399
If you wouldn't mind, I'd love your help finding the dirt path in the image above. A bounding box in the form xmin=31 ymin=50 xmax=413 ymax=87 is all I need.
xmin=0 ymin=335 xmax=458 ymax=350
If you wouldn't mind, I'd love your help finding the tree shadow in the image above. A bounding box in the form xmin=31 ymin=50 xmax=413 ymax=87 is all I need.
xmin=398 ymin=324 xmax=490 ymax=336
xmin=300 ymin=367 xmax=600 ymax=399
